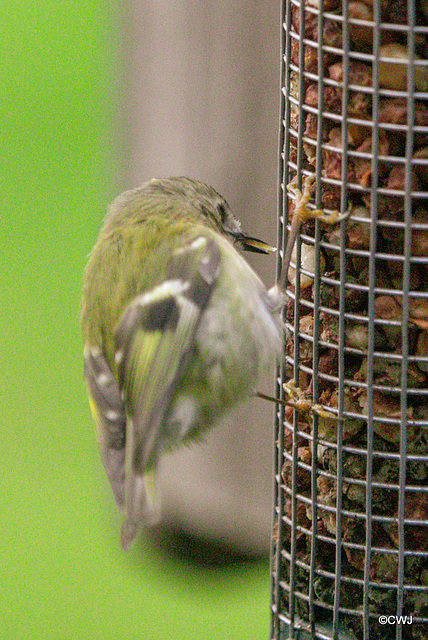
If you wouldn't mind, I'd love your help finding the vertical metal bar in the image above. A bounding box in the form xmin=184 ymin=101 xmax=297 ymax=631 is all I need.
xmin=396 ymin=2 xmax=416 ymax=638
xmin=331 ymin=1 xmax=349 ymax=637
xmin=360 ymin=4 xmax=381 ymax=638
xmin=271 ymin=0 xmax=288 ymax=637
xmin=308 ymin=0 xmax=325 ymax=636
xmin=285 ymin=3 xmax=308 ymax=637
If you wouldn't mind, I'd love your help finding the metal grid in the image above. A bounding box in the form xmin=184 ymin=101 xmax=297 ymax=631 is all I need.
xmin=271 ymin=1 xmax=428 ymax=639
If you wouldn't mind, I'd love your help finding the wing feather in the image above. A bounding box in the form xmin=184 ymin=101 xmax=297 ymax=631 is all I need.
xmin=83 ymin=345 xmax=127 ymax=508
xmin=114 ymin=235 xmax=221 ymax=546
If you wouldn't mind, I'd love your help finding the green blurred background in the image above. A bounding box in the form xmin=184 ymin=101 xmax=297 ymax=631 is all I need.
xmin=1 ymin=2 xmax=270 ymax=638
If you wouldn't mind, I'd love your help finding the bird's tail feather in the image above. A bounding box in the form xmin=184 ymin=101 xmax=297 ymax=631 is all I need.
xmin=121 ymin=470 xmax=160 ymax=550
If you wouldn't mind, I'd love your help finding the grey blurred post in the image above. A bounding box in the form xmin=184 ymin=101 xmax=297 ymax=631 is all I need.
xmin=124 ymin=0 xmax=280 ymax=553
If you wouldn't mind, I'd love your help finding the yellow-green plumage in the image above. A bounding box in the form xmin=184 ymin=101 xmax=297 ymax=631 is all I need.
xmin=81 ymin=177 xmax=281 ymax=549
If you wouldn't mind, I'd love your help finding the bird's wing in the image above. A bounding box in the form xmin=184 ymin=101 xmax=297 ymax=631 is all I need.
xmin=84 ymin=345 xmax=127 ymax=509
xmin=114 ymin=234 xmax=221 ymax=547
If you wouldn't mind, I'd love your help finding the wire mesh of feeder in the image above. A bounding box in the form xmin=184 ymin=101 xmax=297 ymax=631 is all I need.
xmin=271 ymin=1 xmax=428 ymax=639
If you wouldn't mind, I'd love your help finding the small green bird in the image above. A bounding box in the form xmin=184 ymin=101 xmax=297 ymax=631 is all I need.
xmin=81 ymin=177 xmax=281 ymax=549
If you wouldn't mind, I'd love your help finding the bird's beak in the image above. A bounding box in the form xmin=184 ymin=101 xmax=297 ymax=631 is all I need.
xmin=234 ymin=232 xmax=277 ymax=254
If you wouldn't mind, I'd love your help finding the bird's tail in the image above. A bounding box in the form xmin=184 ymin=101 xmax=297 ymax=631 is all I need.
xmin=121 ymin=470 xmax=160 ymax=550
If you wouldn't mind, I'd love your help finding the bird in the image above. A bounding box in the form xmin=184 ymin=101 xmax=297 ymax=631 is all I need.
xmin=81 ymin=176 xmax=282 ymax=549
